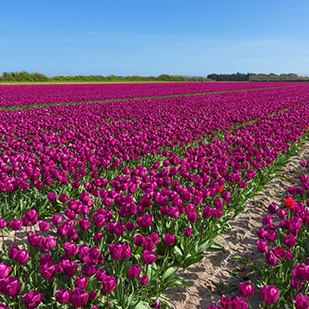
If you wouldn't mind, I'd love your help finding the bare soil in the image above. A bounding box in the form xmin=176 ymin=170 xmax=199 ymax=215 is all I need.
xmin=165 ymin=141 xmax=309 ymax=309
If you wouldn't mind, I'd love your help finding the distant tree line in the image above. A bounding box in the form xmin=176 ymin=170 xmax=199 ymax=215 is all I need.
xmin=207 ymin=73 xmax=251 ymax=81
xmin=2 ymin=71 xmax=307 ymax=83
xmin=0 ymin=71 xmax=208 ymax=82
xmin=248 ymin=73 xmax=309 ymax=82
xmin=207 ymin=72 xmax=309 ymax=82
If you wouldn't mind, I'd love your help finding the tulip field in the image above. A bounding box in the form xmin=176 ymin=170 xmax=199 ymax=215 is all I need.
xmin=0 ymin=81 xmax=306 ymax=108
xmin=1 ymin=82 xmax=309 ymax=308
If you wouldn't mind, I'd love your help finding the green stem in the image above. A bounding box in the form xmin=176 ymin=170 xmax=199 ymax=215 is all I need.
xmin=261 ymin=253 xmax=263 ymax=280
xmin=49 ymin=281 xmax=53 ymax=309
xmin=123 ymin=259 xmax=126 ymax=301
xmin=200 ymin=218 xmax=206 ymax=240
xmin=5 ymin=193 xmax=8 ymax=215
xmin=115 ymin=260 xmax=119 ymax=299
xmin=163 ymin=246 xmax=169 ymax=268
xmin=2 ymin=230 xmax=4 ymax=251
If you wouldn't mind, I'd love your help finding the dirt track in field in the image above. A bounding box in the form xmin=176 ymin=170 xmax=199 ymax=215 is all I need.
xmin=165 ymin=141 xmax=309 ymax=309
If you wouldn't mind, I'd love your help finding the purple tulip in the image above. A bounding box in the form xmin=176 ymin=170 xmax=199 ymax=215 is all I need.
xmin=59 ymin=193 xmax=68 ymax=203
xmin=273 ymin=247 xmax=287 ymax=259
xmin=268 ymin=203 xmax=279 ymax=214
xmin=284 ymin=234 xmax=297 ymax=248
xmin=78 ymin=218 xmax=91 ymax=230
xmin=260 ymin=285 xmax=279 ymax=304
xmin=141 ymin=250 xmax=156 ymax=264
xmin=75 ymin=276 xmax=87 ymax=289
xmin=39 ymin=261 xmax=58 ymax=280
xmin=256 ymin=240 xmax=268 ymax=253
xmin=164 ymin=232 xmax=175 ymax=246
xmin=238 ymin=282 xmax=254 ymax=298
xmin=149 ymin=232 xmax=160 ymax=244
xmin=150 ymin=300 xmax=161 ymax=308
xmin=10 ymin=219 xmax=22 ymax=231
xmin=47 ymin=192 xmax=57 ymax=202
xmin=64 ymin=242 xmax=79 ymax=257
xmin=134 ymin=235 xmax=145 ymax=247
xmin=265 ymin=251 xmax=278 ymax=266
xmin=231 ymin=296 xmax=248 ymax=309
xmin=128 ymin=264 xmax=141 ymax=278
xmin=0 ymin=276 xmax=20 ymax=296
xmin=96 ymin=269 xmax=107 ymax=282
xmin=16 ymin=249 xmax=29 ymax=264
xmin=81 ymin=262 xmax=97 ymax=277
xmin=294 ymin=294 xmax=309 ymax=309
xmin=67 ymin=228 xmax=78 ymax=240
xmin=126 ymin=221 xmax=136 ymax=231
xmin=8 ymin=245 xmax=20 ymax=260
xmin=51 ymin=215 xmax=62 ymax=226
xmin=292 ymin=264 xmax=308 ymax=281
xmin=55 ymin=289 xmax=71 ymax=304
xmin=256 ymin=227 xmax=267 ymax=239
xmin=220 ymin=295 xmax=232 ymax=309
xmin=23 ymin=291 xmax=43 ymax=309
xmin=0 ymin=262 xmax=11 ymax=278
xmin=122 ymin=243 xmax=132 ymax=259
xmin=102 ymin=275 xmax=117 ymax=292
xmin=42 ymin=236 xmax=56 ymax=250
xmin=139 ymin=276 xmax=149 ymax=286
xmin=70 ymin=288 xmax=89 ymax=308
xmin=89 ymin=290 xmax=97 ymax=300
xmin=291 ymin=279 xmax=302 ymax=290
xmin=184 ymin=227 xmax=193 ymax=237
xmin=93 ymin=231 xmax=103 ymax=241
xmin=63 ymin=261 xmax=78 ymax=277
xmin=0 ymin=219 xmax=7 ymax=229
xmin=28 ymin=233 xmax=42 ymax=247
xmin=108 ymin=243 xmax=124 ymax=260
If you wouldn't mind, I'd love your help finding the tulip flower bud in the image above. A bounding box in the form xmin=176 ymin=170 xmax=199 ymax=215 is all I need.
xmin=102 ymin=275 xmax=117 ymax=292
xmin=139 ymin=276 xmax=149 ymax=286
xmin=128 ymin=264 xmax=141 ymax=278
xmin=238 ymin=282 xmax=254 ymax=298
xmin=265 ymin=251 xmax=278 ymax=265
xmin=184 ymin=227 xmax=193 ymax=237
xmin=290 ymin=279 xmax=302 ymax=290
xmin=220 ymin=295 xmax=232 ymax=309
xmin=294 ymin=294 xmax=309 ymax=309
xmin=75 ymin=276 xmax=87 ymax=289
xmin=70 ymin=288 xmax=89 ymax=308
xmin=164 ymin=233 xmax=175 ymax=246
xmin=0 ymin=262 xmax=11 ymax=278
xmin=23 ymin=291 xmax=43 ymax=309
xmin=141 ymin=250 xmax=156 ymax=264
xmin=0 ymin=218 xmax=7 ymax=229
xmin=260 ymin=285 xmax=280 ymax=304
xmin=55 ymin=289 xmax=71 ymax=304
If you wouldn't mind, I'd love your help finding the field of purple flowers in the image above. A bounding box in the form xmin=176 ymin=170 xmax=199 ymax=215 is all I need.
xmin=0 ymin=81 xmax=305 ymax=108
xmin=1 ymin=83 xmax=309 ymax=308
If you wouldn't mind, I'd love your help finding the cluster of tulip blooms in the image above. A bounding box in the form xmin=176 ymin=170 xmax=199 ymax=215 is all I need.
xmin=1 ymin=86 xmax=309 ymax=308
xmin=207 ymin=160 xmax=309 ymax=309
xmin=0 ymin=82 xmax=303 ymax=108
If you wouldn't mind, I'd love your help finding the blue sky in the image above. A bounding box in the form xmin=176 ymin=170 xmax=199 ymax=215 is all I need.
xmin=1 ymin=0 xmax=309 ymax=76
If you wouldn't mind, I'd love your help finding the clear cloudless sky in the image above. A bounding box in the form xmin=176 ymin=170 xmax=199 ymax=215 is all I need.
xmin=0 ymin=0 xmax=309 ymax=77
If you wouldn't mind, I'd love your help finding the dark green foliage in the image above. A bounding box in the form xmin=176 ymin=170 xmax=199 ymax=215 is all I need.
xmin=207 ymin=72 xmax=309 ymax=82
xmin=157 ymin=74 xmax=176 ymax=81
xmin=207 ymin=72 xmax=251 ymax=81
xmin=0 ymin=71 xmax=209 ymax=82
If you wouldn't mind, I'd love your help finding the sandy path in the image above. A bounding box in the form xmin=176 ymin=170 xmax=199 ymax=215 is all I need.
xmin=165 ymin=141 xmax=309 ymax=309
